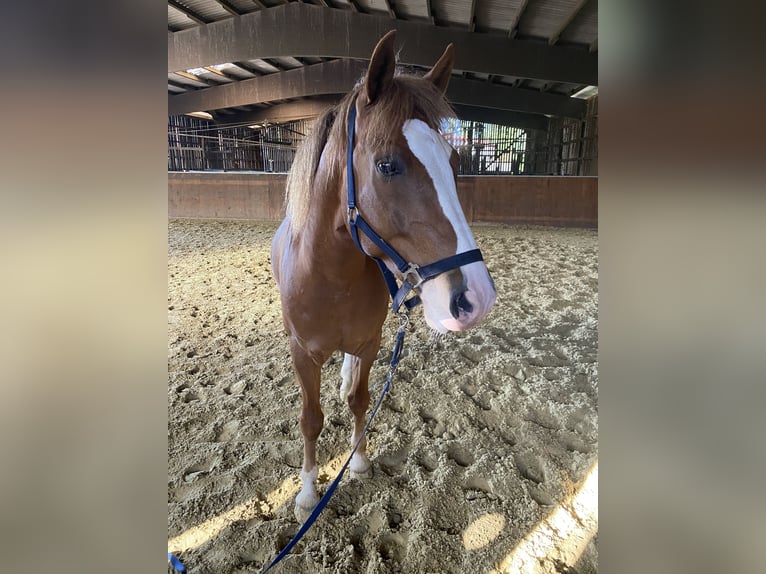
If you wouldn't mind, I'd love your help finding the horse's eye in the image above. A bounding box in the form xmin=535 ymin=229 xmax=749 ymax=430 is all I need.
xmin=375 ymin=158 xmax=401 ymax=177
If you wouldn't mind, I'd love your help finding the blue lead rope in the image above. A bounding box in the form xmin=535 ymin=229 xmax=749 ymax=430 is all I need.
xmin=168 ymin=552 xmax=186 ymax=572
xmin=258 ymin=320 xmax=407 ymax=573
xmin=166 ymin=322 xmax=406 ymax=574
xmin=171 ymin=99 xmax=483 ymax=573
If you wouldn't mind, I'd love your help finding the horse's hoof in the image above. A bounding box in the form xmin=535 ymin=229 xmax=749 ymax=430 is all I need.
xmin=351 ymin=468 xmax=373 ymax=479
xmin=294 ymin=503 xmax=314 ymax=523
xmin=349 ymin=453 xmax=373 ymax=479
xmin=350 ymin=465 xmax=374 ymax=479
xmin=294 ymin=484 xmax=318 ymax=523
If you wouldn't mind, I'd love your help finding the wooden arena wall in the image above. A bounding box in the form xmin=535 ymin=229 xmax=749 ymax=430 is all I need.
xmin=168 ymin=173 xmax=597 ymax=227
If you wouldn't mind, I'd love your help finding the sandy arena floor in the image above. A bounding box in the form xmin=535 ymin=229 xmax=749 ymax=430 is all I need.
xmin=168 ymin=219 xmax=598 ymax=573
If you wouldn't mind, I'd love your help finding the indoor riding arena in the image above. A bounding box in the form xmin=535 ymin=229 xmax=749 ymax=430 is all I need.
xmin=168 ymin=2 xmax=598 ymax=573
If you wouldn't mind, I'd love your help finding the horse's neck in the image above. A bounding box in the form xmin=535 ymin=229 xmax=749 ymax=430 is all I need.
xmin=298 ymin=149 xmax=366 ymax=273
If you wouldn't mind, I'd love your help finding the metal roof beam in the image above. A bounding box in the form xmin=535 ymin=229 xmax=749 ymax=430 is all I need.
xmin=211 ymin=0 xmax=242 ymax=16
xmin=448 ymin=77 xmax=586 ymax=118
xmin=452 ymin=105 xmax=549 ymax=131
xmin=208 ymin=98 xmax=550 ymax=132
xmin=211 ymin=96 xmax=342 ymax=125
xmin=168 ymin=2 xmax=597 ymax=85
xmin=169 ymin=60 xmax=366 ymax=115
xmin=169 ymin=60 xmax=586 ymax=118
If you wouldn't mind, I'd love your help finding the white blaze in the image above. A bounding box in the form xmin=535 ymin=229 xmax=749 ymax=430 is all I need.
xmin=402 ymin=119 xmax=476 ymax=253
xmin=401 ymin=119 xmax=496 ymax=332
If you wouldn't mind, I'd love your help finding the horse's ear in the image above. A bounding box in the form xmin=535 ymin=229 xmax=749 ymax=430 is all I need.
xmin=365 ymin=30 xmax=397 ymax=105
xmin=423 ymin=43 xmax=455 ymax=95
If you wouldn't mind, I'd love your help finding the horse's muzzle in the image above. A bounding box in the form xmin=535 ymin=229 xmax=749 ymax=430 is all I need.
xmin=426 ymin=262 xmax=496 ymax=332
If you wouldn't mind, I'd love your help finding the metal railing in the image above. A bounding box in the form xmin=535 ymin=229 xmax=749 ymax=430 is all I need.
xmin=169 ymin=99 xmax=597 ymax=176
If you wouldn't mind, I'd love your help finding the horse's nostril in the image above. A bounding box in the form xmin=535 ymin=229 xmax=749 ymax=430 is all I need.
xmin=449 ymin=290 xmax=473 ymax=319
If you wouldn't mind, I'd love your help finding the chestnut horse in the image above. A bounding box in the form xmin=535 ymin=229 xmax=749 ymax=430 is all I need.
xmin=271 ymin=31 xmax=497 ymax=518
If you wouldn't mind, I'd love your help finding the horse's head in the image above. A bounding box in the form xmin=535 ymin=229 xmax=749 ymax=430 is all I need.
xmin=347 ymin=31 xmax=496 ymax=333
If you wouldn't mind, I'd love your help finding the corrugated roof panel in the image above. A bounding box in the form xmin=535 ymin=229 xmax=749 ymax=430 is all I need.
xmin=168 ymin=6 xmax=197 ymax=30
xmin=169 ymin=72 xmax=209 ymax=89
xmin=475 ymin=0 xmax=519 ymax=33
xmin=245 ymin=59 xmax=281 ymax=74
xmin=355 ymin=0 xmax=393 ymax=16
xmin=327 ymin=0 xmax=357 ymax=9
xmin=394 ymin=0 xmax=431 ymax=21
xmin=559 ymin=0 xmax=597 ymax=45
xmin=518 ymin=0 xmax=584 ymax=40
xmin=192 ymin=68 xmax=236 ymax=83
xmin=178 ymin=0 xmax=232 ymax=22
xmin=226 ymin=0 xmax=260 ymax=13
xmin=431 ymin=0 xmax=472 ymax=26
xmin=216 ymin=63 xmax=258 ymax=79
xmin=270 ymin=56 xmax=304 ymax=70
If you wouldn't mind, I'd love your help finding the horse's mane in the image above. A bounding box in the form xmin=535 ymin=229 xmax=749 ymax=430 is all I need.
xmin=285 ymin=69 xmax=455 ymax=232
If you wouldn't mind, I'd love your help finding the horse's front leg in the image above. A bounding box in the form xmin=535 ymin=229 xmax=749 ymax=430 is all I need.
xmin=341 ymin=342 xmax=380 ymax=478
xmin=289 ymin=338 xmax=325 ymax=519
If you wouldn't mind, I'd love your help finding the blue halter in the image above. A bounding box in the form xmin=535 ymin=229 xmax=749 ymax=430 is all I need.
xmin=345 ymin=101 xmax=484 ymax=314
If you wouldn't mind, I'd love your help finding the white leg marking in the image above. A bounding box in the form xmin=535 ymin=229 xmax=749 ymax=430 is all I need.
xmin=295 ymin=466 xmax=319 ymax=510
xmin=339 ymin=353 xmax=353 ymax=401
xmin=350 ymin=451 xmax=371 ymax=475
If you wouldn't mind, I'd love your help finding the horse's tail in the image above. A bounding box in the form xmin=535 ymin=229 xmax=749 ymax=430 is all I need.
xmin=285 ymin=106 xmax=338 ymax=227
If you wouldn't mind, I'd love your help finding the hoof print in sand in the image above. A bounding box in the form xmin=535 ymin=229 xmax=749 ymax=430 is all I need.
xmin=528 ymin=484 xmax=555 ymax=507
xmin=514 ymin=452 xmax=546 ymax=484
xmin=378 ymin=533 xmax=407 ymax=563
xmin=415 ymin=451 xmax=438 ymax=473
xmin=215 ymin=420 xmax=239 ymax=442
xmin=447 ymin=443 xmax=474 ymax=468
xmin=378 ymin=445 xmax=410 ymax=476
xmin=419 ymin=407 xmax=446 ymax=438
xmin=168 ymin=221 xmax=599 ymax=574
xmin=224 ymin=379 xmax=247 ymax=395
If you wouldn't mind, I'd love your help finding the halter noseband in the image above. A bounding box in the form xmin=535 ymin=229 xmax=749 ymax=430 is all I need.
xmin=345 ymin=99 xmax=485 ymax=314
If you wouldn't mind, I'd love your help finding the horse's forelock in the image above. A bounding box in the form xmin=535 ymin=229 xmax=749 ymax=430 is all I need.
xmin=286 ymin=72 xmax=455 ymax=233
xmin=358 ymin=75 xmax=455 ymax=148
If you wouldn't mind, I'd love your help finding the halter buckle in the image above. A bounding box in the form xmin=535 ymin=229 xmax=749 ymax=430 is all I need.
xmin=402 ymin=263 xmax=424 ymax=290
xmin=347 ymin=206 xmax=359 ymax=224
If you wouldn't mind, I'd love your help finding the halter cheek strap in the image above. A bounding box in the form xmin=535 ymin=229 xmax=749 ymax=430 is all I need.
xmin=345 ymin=100 xmax=484 ymax=314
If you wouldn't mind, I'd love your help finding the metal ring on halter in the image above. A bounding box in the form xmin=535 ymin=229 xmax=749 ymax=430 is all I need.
xmin=402 ymin=263 xmax=425 ymax=290
xmin=347 ymin=206 xmax=359 ymax=224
